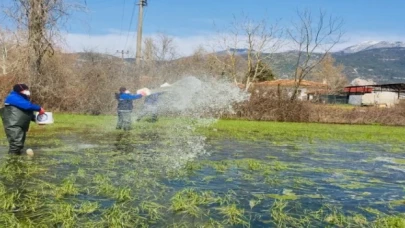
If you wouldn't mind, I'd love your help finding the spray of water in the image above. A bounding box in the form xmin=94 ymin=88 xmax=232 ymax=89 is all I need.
xmin=152 ymin=76 xmax=249 ymax=119
xmin=135 ymin=76 xmax=249 ymax=171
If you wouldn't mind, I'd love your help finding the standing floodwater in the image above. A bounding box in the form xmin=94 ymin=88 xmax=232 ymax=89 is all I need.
xmin=1 ymin=78 xmax=405 ymax=227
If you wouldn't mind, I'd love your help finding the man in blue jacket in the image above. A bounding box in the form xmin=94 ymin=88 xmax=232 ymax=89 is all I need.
xmin=0 ymin=84 xmax=45 ymax=155
xmin=115 ymin=87 xmax=146 ymax=131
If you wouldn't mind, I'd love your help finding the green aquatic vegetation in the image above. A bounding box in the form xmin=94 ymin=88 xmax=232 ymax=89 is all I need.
xmin=245 ymin=159 xmax=262 ymax=171
xmin=268 ymin=200 xmax=302 ymax=227
xmin=360 ymin=207 xmax=383 ymax=216
xmin=368 ymin=178 xmax=384 ymax=184
xmin=1 ymin=114 xmax=405 ymax=226
xmin=249 ymin=199 xmax=261 ymax=209
xmin=393 ymin=158 xmax=405 ymax=164
xmin=388 ymin=199 xmax=405 ymax=207
xmin=202 ymin=175 xmax=216 ymax=183
xmin=373 ymin=215 xmax=405 ymax=228
xmin=267 ymin=193 xmax=299 ymax=201
xmin=272 ymin=161 xmax=288 ymax=171
xmin=292 ymin=177 xmax=316 ymax=187
xmin=170 ymin=189 xmax=203 ymax=217
xmin=264 ymin=176 xmax=283 ymax=186
xmin=170 ymin=188 xmax=219 ymax=218
xmin=77 ymin=168 xmax=86 ymax=178
xmin=76 ymin=201 xmax=99 ymax=214
xmin=55 ymin=177 xmax=79 ymax=199
xmin=225 ymin=177 xmax=233 ymax=182
xmin=216 ymin=204 xmax=249 ymax=227
xmin=140 ymin=201 xmax=165 ymax=221
xmin=265 ymin=155 xmax=278 ymax=160
xmin=241 ymin=173 xmax=255 ymax=181
xmin=324 ymin=211 xmax=348 ymax=227
xmin=46 ymin=202 xmax=77 ymax=227
xmin=217 ymin=190 xmax=238 ymax=206
xmin=304 ymin=194 xmax=324 ymax=199
xmin=102 ymin=203 xmax=146 ymax=227
xmin=0 ymin=189 xmax=20 ymax=210
xmin=210 ymin=161 xmax=230 ymax=173
xmin=351 ymin=213 xmax=369 ymax=227
xmin=113 ymin=187 xmax=132 ymax=202
xmin=332 ymin=181 xmax=373 ymax=190
xmin=182 ymin=162 xmax=203 ymax=175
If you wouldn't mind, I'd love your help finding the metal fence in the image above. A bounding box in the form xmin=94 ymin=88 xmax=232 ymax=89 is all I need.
xmin=319 ymin=95 xmax=348 ymax=104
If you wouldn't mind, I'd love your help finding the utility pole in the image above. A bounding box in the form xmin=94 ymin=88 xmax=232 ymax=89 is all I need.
xmin=135 ymin=0 xmax=147 ymax=65
xmin=116 ymin=50 xmax=129 ymax=60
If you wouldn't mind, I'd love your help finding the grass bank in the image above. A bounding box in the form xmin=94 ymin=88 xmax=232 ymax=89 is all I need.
xmin=204 ymin=119 xmax=405 ymax=143
xmin=1 ymin=113 xmax=404 ymax=144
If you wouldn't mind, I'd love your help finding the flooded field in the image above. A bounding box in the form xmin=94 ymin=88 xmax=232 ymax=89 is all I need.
xmin=1 ymin=115 xmax=405 ymax=227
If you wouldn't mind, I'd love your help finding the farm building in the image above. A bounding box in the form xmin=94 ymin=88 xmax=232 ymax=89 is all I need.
xmin=344 ymin=83 xmax=405 ymax=107
xmin=251 ymin=79 xmax=328 ymax=101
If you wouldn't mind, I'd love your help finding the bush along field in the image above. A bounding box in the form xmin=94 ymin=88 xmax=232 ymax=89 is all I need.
xmin=0 ymin=114 xmax=405 ymax=227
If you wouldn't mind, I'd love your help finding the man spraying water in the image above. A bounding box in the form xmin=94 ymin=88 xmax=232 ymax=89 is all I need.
xmin=115 ymin=87 xmax=147 ymax=131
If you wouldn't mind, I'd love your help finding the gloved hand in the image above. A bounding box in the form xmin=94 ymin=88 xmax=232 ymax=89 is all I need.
xmin=139 ymin=91 xmax=147 ymax=97
xmin=137 ymin=88 xmax=151 ymax=96
xmin=39 ymin=107 xmax=45 ymax=115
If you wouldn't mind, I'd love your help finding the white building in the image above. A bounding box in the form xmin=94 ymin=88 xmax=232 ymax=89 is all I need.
xmin=345 ymin=83 xmax=405 ymax=107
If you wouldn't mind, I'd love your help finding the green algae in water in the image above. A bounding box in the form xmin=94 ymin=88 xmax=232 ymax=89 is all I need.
xmin=0 ymin=114 xmax=405 ymax=227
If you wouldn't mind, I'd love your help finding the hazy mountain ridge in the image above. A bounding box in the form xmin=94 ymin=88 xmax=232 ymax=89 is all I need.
xmin=70 ymin=42 xmax=405 ymax=84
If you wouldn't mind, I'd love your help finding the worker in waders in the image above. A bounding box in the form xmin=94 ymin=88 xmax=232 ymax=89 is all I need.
xmin=115 ymin=87 xmax=146 ymax=131
xmin=0 ymin=84 xmax=45 ymax=155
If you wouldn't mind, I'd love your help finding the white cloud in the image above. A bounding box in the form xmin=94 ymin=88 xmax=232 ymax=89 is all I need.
xmin=61 ymin=32 xmax=216 ymax=57
xmin=61 ymin=31 xmax=405 ymax=57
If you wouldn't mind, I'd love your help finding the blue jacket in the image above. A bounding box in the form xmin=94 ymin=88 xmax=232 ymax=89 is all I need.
xmin=115 ymin=92 xmax=143 ymax=111
xmin=4 ymin=91 xmax=41 ymax=111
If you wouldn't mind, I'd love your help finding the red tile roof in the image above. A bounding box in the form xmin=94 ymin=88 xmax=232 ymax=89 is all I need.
xmin=255 ymin=79 xmax=327 ymax=88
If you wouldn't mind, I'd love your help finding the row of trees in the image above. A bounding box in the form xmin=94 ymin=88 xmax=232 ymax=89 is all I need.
xmin=0 ymin=0 xmax=347 ymax=113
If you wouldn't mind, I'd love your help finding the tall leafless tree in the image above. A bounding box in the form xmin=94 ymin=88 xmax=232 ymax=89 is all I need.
xmin=142 ymin=33 xmax=178 ymax=84
xmin=212 ymin=15 xmax=283 ymax=90
xmin=3 ymin=0 xmax=85 ymax=82
xmin=288 ymin=9 xmax=344 ymax=100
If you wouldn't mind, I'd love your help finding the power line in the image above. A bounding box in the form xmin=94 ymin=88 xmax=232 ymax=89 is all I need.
xmin=119 ymin=0 xmax=126 ymax=37
xmin=124 ymin=0 xmax=137 ymax=50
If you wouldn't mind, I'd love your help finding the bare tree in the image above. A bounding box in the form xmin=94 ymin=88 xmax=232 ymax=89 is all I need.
xmin=211 ymin=18 xmax=243 ymax=84
xmin=143 ymin=33 xmax=177 ymax=62
xmin=288 ymin=9 xmax=344 ymax=100
xmin=3 ymin=0 xmax=85 ymax=82
xmin=0 ymin=27 xmax=29 ymax=76
xmin=242 ymin=17 xmax=282 ymax=91
xmin=141 ymin=33 xmax=178 ymax=85
xmin=307 ymin=54 xmax=348 ymax=93
xmin=0 ymin=28 xmax=8 ymax=75
xmin=212 ymin=15 xmax=282 ymax=90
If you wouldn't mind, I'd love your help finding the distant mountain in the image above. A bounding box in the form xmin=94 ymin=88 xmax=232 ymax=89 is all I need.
xmin=215 ymin=43 xmax=405 ymax=83
xmin=215 ymin=48 xmax=253 ymax=55
xmin=338 ymin=41 xmax=405 ymax=54
xmin=333 ymin=47 xmax=405 ymax=83
xmin=67 ymin=41 xmax=405 ymax=84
